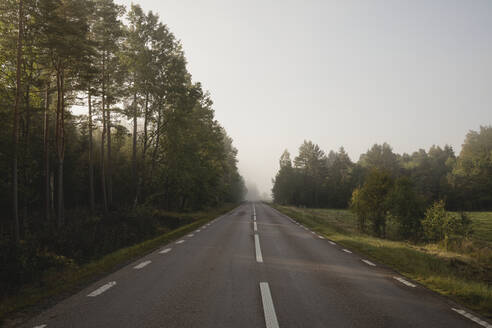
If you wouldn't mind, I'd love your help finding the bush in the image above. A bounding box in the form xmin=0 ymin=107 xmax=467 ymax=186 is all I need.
xmin=422 ymin=200 xmax=473 ymax=243
xmin=349 ymin=169 xmax=393 ymax=237
xmin=385 ymin=177 xmax=424 ymax=239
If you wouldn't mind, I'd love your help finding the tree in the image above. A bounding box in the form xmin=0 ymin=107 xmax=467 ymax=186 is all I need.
xmin=349 ymin=169 xmax=393 ymax=237
xmin=12 ymin=0 xmax=24 ymax=243
xmin=450 ymin=126 xmax=492 ymax=210
xmin=385 ymin=176 xmax=424 ymax=239
xmin=294 ymin=140 xmax=327 ymax=207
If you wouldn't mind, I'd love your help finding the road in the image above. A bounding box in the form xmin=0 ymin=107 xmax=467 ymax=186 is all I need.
xmin=23 ymin=202 xmax=489 ymax=328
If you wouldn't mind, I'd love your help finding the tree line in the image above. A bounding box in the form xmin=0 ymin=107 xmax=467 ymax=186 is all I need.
xmin=0 ymin=0 xmax=246 ymax=245
xmin=272 ymin=127 xmax=492 ymax=239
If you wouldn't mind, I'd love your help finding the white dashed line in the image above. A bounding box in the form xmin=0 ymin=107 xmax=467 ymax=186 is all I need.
xmin=452 ymin=308 xmax=492 ymax=327
xmin=259 ymin=282 xmax=280 ymax=328
xmin=176 ymin=240 xmax=185 ymax=244
xmin=255 ymin=234 xmax=263 ymax=263
xmin=393 ymin=276 xmax=416 ymax=288
xmin=187 ymin=234 xmax=194 ymax=237
xmin=318 ymin=235 xmax=325 ymax=239
xmin=342 ymin=249 xmax=352 ymax=254
xmin=361 ymin=259 xmax=376 ymax=266
xmin=159 ymin=248 xmax=172 ymax=254
xmin=196 ymin=229 xmax=201 ymax=232
xmin=254 ymin=221 xmax=258 ymax=232
xmin=134 ymin=260 xmax=152 ymax=269
xmin=33 ymin=325 xmax=47 ymax=328
xmin=87 ymin=281 xmax=116 ymax=297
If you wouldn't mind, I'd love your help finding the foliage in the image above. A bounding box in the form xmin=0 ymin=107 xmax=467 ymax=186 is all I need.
xmin=349 ymin=169 xmax=393 ymax=237
xmin=422 ymin=200 xmax=473 ymax=243
xmin=0 ymin=0 xmax=246 ymax=302
xmin=385 ymin=176 xmax=425 ymax=239
xmin=273 ymin=126 xmax=492 ymax=215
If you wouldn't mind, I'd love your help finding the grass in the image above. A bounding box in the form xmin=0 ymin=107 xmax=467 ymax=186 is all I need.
xmin=271 ymin=204 xmax=492 ymax=319
xmin=0 ymin=204 xmax=237 ymax=326
xmin=467 ymin=212 xmax=492 ymax=243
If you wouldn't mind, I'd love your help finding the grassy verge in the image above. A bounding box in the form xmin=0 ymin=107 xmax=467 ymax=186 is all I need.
xmin=0 ymin=204 xmax=237 ymax=325
xmin=271 ymin=204 xmax=492 ymax=318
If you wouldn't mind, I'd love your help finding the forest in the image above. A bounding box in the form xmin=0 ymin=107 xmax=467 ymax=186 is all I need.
xmin=272 ymin=127 xmax=492 ymax=239
xmin=0 ymin=0 xmax=246 ymax=296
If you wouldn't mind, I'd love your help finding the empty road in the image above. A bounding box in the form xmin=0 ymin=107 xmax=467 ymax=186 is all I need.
xmin=24 ymin=203 xmax=488 ymax=328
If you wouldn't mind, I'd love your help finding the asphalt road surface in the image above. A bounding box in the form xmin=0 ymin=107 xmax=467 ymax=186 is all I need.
xmin=23 ymin=203 xmax=489 ymax=328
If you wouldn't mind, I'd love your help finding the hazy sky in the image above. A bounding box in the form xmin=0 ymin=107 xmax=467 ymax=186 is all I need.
xmin=114 ymin=0 xmax=492 ymax=195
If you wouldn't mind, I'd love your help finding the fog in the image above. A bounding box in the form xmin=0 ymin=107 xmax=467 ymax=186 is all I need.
xmin=114 ymin=0 xmax=492 ymax=196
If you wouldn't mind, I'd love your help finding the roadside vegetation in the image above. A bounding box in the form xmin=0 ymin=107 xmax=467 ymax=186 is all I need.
xmin=271 ymin=127 xmax=492 ymax=317
xmin=0 ymin=0 xmax=246 ymax=320
xmin=272 ymin=205 xmax=492 ymax=318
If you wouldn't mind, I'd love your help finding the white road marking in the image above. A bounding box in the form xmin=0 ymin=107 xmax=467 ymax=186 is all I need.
xmin=33 ymin=325 xmax=47 ymax=328
xmin=393 ymin=276 xmax=416 ymax=288
xmin=254 ymin=221 xmax=258 ymax=232
xmin=255 ymin=234 xmax=263 ymax=263
xmin=259 ymin=282 xmax=280 ymax=328
xmin=452 ymin=308 xmax=492 ymax=328
xmin=342 ymin=249 xmax=352 ymax=254
xmin=361 ymin=259 xmax=376 ymax=266
xmin=318 ymin=235 xmax=325 ymax=239
xmin=159 ymin=248 xmax=172 ymax=254
xmin=176 ymin=240 xmax=185 ymax=244
xmin=328 ymin=241 xmax=336 ymax=245
xmin=187 ymin=234 xmax=194 ymax=237
xmin=196 ymin=229 xmax=201 ymax=232
xmin=87 ymin=281 xmax=116 ymax=297
xmin=134 ymin=260 xmax=152 ymax=269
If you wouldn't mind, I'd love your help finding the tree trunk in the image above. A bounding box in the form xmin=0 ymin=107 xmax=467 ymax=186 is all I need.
xmin=106 ymin=98 xmax=112 ymax=208
xmin=12 ymin=0 xmax=24 ymax=244
xmin=88 ymin=86 xmax=95 ymax=213
xmin=100 ymin=53 xmax=108 ymax=214
xmin=150 ymin=110 xmax=161 ymax=181
xmin=56 ymin=68 xmax=65 ymax=227
xmin=43 ymin=81 xmax=50 ymax=221
xmin=132 ymin=90 xmax=138 ymax=207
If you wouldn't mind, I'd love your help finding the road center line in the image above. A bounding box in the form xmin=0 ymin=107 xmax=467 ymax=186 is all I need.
xmin=318 ymin=235 xmax=325 ymax=239
xmin=87 ymin=281 xmax=116 ymax=297
xmin=187 ymin=234 xmax=194 ymax=237
xmin=159 ymin=248 xmax=172 ymax=254
xmin=134 ymin=260 xmax=152 ymax=269
xmin=255 ymin=234 xmax=263 ymax=263
xmin=328 ymin=241 xmax=336 ymax=245
xmin=361 ymin=259 xmax=376 ymax=266
xmin=452 ymin=308 xmax=492 ymax=327
xmin=393 ymin=276 xmax=416 ymax=287
xmin=33 ymin=325 xmax=47 ymax=328
xmin=259 ymin=282 xmax=280 ymax=328
xmin=176 ymin=240 xmax=185 ymax=244
xmin=342 ymin=249 xmax=352 ymax=254
xmin=254 ymin=221 xmax=258 ymax=232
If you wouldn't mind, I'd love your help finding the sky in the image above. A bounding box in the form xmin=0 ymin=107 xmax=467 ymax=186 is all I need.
xmin=113 ymin=0 xmax=492 ymax=196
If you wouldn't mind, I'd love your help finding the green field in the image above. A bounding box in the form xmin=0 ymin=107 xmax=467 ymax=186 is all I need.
xmin=468 ymin=212 xmax=492 ymax=243
xmin=272 ymin=204 xmax=492 ymax=318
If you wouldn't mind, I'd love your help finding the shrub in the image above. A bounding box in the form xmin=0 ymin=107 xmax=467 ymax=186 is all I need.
xmin=385 ymin=177 xmax=424 ymax=239
xmin=349 ymin=169 xmax=393 ymax=237
xmin=422 ymin=200 xmax=473 ymax=243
